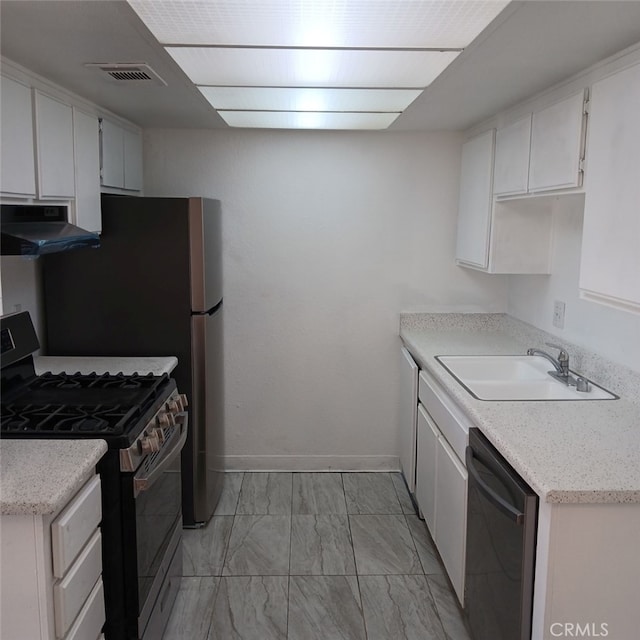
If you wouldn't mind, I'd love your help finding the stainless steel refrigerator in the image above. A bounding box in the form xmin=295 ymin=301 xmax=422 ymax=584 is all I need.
xmin=43 ymin=195 xmax=224 ymax=527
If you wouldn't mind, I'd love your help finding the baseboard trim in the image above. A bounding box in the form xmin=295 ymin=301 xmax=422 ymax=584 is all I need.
xmin=222 ymin=455 xmax=400 ymax=472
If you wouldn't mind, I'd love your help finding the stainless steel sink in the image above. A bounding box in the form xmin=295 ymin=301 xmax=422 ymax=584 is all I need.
xmin=436 ymin=355 xmax=617 ymax=401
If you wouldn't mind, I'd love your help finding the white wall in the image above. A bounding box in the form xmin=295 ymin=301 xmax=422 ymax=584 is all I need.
xmin=144 ymin=128 xmax=507 ymax=470
xmin=507 ymin=196 xmax=640 ymax=372
xmin=0 ymin=257 xmax=44 ymax=346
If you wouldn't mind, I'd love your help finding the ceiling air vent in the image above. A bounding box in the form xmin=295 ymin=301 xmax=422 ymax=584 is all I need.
xmin=85 ymin=63 xmax=167 ymax=87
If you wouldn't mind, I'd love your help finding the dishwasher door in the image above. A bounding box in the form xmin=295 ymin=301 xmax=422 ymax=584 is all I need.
xmin=464 ymin=428 xmax=538 ymax=640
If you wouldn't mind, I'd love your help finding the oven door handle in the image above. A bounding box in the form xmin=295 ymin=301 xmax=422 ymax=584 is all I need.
xmin=466 ymin=446 xmax=525 ymax=525
xmin=133 ymin=413 xmax=188 ymax=497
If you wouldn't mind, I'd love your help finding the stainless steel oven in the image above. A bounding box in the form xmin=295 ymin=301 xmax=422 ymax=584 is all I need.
xmin=1 ymin=311 xmax=187 ymax=639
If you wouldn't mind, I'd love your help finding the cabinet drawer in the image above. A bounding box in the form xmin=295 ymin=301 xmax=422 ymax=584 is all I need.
xmin=65 ymin=578 xmax=105 ymax=640
xmin=418 ymin=370 xmax=470 ymax=462
xmin=54 ymin=530 xmax=102 ymax=638
xmin=51 ymin=475 xmax=101 ymax=578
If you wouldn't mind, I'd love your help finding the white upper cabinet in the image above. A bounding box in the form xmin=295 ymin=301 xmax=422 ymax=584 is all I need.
xmin=100 ymin=119 xmax=143 ymax=192
xmin=493 ymin=92 xmax=587 ymax=198
xmin=34 ymin=90 xmax=75 ymax=199
xmin=529 ymin=91 xmax=587 ymax=193
xmin=493 ymin=115 xmax=531 ymax=196
xmin=0 ymin=75 xmax=36 ymax=197
xmin=455 ymin=129 xmax=495 ymax=269
xmin=579 ymin=62 xmax=640 ymax=314
xmin=72 ymin=108 xmax=101 ymax=233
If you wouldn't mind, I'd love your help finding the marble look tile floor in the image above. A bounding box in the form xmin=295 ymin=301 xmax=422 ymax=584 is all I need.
xmin=163 ymin=472 xmax=472 ymax=640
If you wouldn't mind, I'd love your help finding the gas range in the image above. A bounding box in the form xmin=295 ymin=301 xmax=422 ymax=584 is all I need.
xmin=1 ymin=312 xmax=186 ymax=640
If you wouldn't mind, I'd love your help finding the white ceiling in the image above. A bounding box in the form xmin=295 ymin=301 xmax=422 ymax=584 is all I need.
xmin=2 ymin=0 xmax=640 ymax=131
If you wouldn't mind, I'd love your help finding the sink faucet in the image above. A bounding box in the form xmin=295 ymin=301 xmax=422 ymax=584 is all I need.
xmin=527 ymin=343 xmax=574 ymax=385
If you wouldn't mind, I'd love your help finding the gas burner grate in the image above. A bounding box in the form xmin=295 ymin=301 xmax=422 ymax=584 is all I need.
xmin=0 ymin=403 xmax=140 ymax=434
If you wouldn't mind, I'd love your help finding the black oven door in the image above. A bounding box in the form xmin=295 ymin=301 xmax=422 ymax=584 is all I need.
xmin=122 ymin=415 xmax=187 ymax=640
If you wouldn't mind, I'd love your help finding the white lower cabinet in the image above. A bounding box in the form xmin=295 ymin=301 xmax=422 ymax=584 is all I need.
xmin=415 ymin=403 xmax=438 ymax=533
xmin=415 ymin=368 xmax=469 ymax=605
xmin=0 ymin=474 xmax=104 ymax=640
xmin=434 ymin=435 xmax=467 ymax=603
xmin=399 ymin=347 xmax=419 ymax=494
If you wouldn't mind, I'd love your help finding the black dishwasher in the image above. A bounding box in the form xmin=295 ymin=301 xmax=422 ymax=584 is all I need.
xmin=464 ymin=428 xmax=538 ymax=640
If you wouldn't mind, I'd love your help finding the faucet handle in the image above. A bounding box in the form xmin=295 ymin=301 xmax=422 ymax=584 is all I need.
xmin=545 ymin=342 xmax=569 ymax=361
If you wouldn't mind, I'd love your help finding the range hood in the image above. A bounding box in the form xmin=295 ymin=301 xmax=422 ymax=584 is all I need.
xmin=1 ymin=204 xmax=100 ymax=256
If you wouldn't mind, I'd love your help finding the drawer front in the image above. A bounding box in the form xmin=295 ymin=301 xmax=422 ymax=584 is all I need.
xmin=54 ymin=530 xmax=102 ymax=638
xmin=418 ymin=370 xmax=470 ymax=463
xmin=65 ymin=578 xmax=105 ymax=640
xmin=52 ymin=475 xmax=101 ymax=578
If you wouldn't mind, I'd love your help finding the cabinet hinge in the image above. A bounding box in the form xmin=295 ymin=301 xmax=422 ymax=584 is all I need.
xmin=583 ymin=99 xmax=590 ymax=115
xmin=578 ymin=158 xmax=586 ymax=173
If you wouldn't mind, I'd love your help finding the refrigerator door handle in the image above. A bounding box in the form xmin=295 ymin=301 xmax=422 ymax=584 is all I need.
xmin=192 ymin=299 xmax=223 ymax=316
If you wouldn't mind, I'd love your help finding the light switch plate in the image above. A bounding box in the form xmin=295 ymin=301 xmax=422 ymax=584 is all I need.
xmin=553 ymin=300 xmax=565 ymax=329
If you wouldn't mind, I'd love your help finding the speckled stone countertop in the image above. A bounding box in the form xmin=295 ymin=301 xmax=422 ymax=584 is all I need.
xmin=33 ymin=355 xmax=178 ymax=376
xmin=400 ymin=313 xmax=640 ymax=504
xmin=0 ymin=440 xmax=107 ymax=515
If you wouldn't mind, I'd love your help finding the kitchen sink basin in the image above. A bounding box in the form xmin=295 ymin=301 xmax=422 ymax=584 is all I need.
xmin=436 ymin=355 xmax=617 ymax=401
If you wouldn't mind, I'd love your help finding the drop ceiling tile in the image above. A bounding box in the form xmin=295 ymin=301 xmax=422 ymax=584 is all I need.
xmin=218 ymin=110 xmax=400 ymax=129
xmin=198 ymin=87 xmax=422 ymax=112
xmin=167 ymin=47 xmax=460 ymax=88
xmin=129 ymin=1 xmax=510 ymax=48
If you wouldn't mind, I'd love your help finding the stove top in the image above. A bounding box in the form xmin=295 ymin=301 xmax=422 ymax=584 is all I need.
xmin=1 ymin=371 xmax=176 ymax=444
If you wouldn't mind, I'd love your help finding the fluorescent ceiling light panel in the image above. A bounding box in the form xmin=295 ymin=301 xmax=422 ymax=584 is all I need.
xmin=218 ymin=111 xmax=400 ymax=130
xmin=128 ymin=1 xmax=510 ymax=48
xmin=198 ymin=87 xmax=422 ymax=112
xmin=167 ymin=47 xmax=460 ymax=88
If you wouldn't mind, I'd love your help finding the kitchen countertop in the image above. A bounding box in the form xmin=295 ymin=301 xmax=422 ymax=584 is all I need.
xmin=400 ymin=313 xmax=640 ymax=504
xmin=0 ymin=439 xmax=107 ymax=515
xmin=34 ymin=355 xmax=178 ymax=376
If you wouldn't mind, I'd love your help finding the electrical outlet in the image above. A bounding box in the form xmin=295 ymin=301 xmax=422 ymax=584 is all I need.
xmin=553 ymin=300 xmax=565 ymax=329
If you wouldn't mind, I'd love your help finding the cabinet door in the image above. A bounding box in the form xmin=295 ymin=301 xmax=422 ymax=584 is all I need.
xmin=34 ymin=91 xmax=75 ymax=198
xmin=579 ymin=62 xmax=640 ymax=313
xmin=415 ymin=403 xmax=438 ymax=537
xmin=0 ymin=75 xmax=36 ymax=197
xmin=100 ymin=119 xmax=124 ymax=188
xmin=435 ymin=436 xmax=468 ymax=605
xmin=73 ymin=108 xmax=101 ymax=233
xmin=399 ymin=347 xmax=419 ymax=493
xmin=493 ymin=115 xmax=531 ymax=196
xmin=123 ymin=128 xmax=143 ymax=191
xmin=455 ymin=130 xmax=495 ymax=269
xmin=528 ymin=91 xmax=586 ymax=192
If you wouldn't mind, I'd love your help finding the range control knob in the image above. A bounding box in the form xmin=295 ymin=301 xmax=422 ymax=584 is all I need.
xmin=179 ymin=393 xmax=188 ymax=407
xmin=153 ymin=427 xmax=166 ymax=443
xmin=157 ymin=412 xmax=171 ymax=428
xmin=139 ymin=434 xmax=161 ymax=455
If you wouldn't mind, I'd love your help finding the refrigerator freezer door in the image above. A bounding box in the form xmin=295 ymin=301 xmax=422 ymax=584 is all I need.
xmin=189 ymin=198 xmax=222 ymax=312
xmin=185 ymin=308 xmax=224 ymax=525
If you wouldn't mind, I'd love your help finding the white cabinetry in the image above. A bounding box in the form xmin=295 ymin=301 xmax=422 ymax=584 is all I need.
xmin=34 ymin=90 xmax=75 ymax=199
xmin=100 ymin=119 xmax=143 ymax=192
xmin=415 ymin=403 xmax=438 ymax=534
xmin=455 ymin=129 xmax=494 ymax=269
xmin=0 ymin=75 xmax=36 ymax=197
xmin=493 ymin=92 xmax=586 ymax=197
xmin=0 ymin=474 xmax=105 ymax=640
xmin=72 ymin=108 xmax=101 ymax=233
xmin=529 ymin=91 xmax=586 ymax=193
xmin=493 ymin=115 xmax=531 ymax=196
xmin=399 ymin=347 xmax=419 ymax=493
xmin=578 ymin=62 xmax=640 ymax=314
xmin=415 ymin=368 xmax=469 ymax=604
